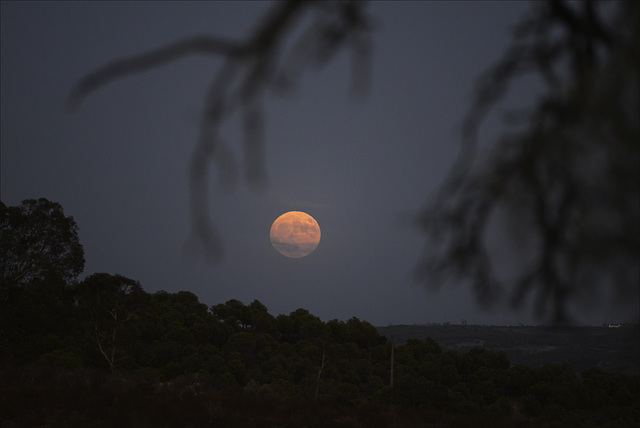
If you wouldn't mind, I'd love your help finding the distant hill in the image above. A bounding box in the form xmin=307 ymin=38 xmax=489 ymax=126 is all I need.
xmin=376 ymin=324 xmax=640 ymax=376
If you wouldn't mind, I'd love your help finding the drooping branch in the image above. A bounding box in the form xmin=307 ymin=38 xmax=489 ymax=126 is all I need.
xmin=67 ymin=0 xmax=372 ymax=263
xmin=416 ymin=0 xmax=639 ymax=323
xmin=65 ymin=36 xmax=246 ymax=111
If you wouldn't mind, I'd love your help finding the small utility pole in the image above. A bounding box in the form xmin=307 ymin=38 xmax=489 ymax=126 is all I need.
xmin=315 ymin=352 xmax=326 ymax=399
xmin=390 ymin=336 xmax=395 ymax=388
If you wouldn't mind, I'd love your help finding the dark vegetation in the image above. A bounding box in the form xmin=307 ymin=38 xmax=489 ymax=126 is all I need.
xmin=377 ymin=324 xmax=640 ymax=377
xmin=2 ymin=199 xmax=640 ymax=427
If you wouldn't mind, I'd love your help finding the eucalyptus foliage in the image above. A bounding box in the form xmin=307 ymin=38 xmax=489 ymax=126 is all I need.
xmin=0 ymin=198 xmax=85 ymax=286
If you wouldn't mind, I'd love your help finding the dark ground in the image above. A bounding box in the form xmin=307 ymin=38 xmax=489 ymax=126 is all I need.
xmin=376 ymin=324 xmax=640 ymax=376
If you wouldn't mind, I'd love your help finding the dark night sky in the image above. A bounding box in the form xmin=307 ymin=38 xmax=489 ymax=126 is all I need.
xmin=2 ymin=1 xmax=632 ymax=326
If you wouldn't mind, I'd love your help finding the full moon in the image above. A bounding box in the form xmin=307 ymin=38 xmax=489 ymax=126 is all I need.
xmin=270 ymin=211 xmax=321 ymax=258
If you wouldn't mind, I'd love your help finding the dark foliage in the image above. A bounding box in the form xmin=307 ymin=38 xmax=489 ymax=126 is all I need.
xmin=416 ymin=0 xmax=639 ymax=323
xmin=0 ymin=198 xmax=85 ymax=286
xmin=378 ymin=323 xmax=640 ymax=376
xmin=2 ymin=279 xmax=639 ymax=427
xmin=0 ymin=198 xmax=85 ymax=360
xmin=2 ymin=199 xmax=639 ymax=426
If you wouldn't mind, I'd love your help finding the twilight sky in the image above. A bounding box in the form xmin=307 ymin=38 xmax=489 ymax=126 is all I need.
xmin=2 ymin=1 xmax=632 ymax=326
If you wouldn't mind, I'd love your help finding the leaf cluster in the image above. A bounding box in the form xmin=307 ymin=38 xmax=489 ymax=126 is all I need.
xmin=1 ymin=198 xmax=85 ymax=286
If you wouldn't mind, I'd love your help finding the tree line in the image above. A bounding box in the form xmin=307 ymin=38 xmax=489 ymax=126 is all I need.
xmin=1 ymin=198 xmax=639 ymax=427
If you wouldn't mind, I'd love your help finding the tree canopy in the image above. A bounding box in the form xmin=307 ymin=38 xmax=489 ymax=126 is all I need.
xmin=0 ymin=198 xmax=85 ymax=286
xmin=0 ymin=198 xmax=638 ymax=426
xmin=2 ymin=279 xmax=639 ymax=426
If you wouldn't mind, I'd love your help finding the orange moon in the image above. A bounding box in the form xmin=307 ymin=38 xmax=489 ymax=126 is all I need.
xmin=270 ymin=211 xmax=321 ymax=258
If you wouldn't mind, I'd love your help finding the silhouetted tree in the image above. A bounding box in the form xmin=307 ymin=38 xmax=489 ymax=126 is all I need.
xmin=0 ymin=199 xmax=85 ymax=358
xmin=0 ymin=198 xmax=85 ymax=286
xmin=76 ymin=273 xmax=145 ymax=371
xmin=415 ymin=0 xmax=639 ymax=323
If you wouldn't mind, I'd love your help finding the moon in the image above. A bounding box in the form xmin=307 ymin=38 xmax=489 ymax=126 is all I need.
xmin=270 ymin=211 xmax=321 ymax=258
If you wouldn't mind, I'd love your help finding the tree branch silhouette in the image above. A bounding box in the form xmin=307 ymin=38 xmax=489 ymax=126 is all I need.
xmin=67 ymin=0 xmax=372 ymax=263
xmin=416 ymin=0 xmax=639 ymax=323
xmin=65 ymin=0 xmax=636 ymax=323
